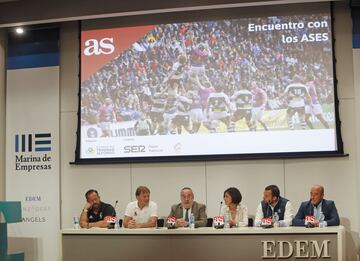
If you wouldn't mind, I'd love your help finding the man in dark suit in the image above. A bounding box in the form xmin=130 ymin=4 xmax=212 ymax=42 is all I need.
xmin=167 ymin=187 xmax=207 ymax=228
xmin=293 ymin=185 xmax=340 ymax=227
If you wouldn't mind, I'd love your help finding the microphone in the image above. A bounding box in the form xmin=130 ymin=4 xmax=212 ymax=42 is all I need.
xmin=218 ymin=201 xmax=223 ymax=216
xmin=113 ymin=200 xmax=118 ymax=216
xmin=213 ymin=201 xmax=224 ymax=229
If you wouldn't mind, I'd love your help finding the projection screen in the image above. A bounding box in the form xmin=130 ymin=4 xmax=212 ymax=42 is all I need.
xmin=76 ymin=3 xmax=344 ymax=163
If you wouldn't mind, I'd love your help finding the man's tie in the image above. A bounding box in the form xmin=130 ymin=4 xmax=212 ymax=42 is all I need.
xmin=185 ymin=208 xmax=189 ymax=222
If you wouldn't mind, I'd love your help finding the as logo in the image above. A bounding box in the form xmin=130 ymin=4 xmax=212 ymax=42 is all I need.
xmin=83 ymin=38 xmax=115 ymax=56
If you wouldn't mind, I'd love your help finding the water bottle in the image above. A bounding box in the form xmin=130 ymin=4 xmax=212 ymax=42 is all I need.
xmin=189 ymin=213 xmax=195 ymax=229
xmin=319 ymin=212 xmax=325 ymax=228
xmin=114 ymin=217 xmax=120 ymax=229
xmin=272 ymin=212 xmax=279 ymax=228
xmin=224 ymin=212 xmax=230 ymax=228
xmin=73 ymin=216 xmax=80 ymax=229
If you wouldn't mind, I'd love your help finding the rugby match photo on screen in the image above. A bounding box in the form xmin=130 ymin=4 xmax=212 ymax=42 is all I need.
xmin=79 ymin=9 xmax=339 ymax=160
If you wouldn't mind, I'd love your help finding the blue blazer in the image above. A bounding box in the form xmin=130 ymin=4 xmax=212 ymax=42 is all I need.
xmin=293 ymin=199 xmax=340 ymax=226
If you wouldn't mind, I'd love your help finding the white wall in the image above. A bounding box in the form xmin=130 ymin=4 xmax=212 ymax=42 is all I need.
xmin=58 ymin=2 xmax=359 ymax=260
xmin=352 ymin=9 xmax=360 ymax=256
xmin=0 ymin=29 xmax=6 ymax=201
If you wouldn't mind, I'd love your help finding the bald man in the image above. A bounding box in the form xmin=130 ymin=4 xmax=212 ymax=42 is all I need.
xmin=293 ymin=185 xmax=340 ymax=227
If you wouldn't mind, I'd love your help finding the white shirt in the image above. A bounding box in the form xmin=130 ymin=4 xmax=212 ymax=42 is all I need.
xmin=254 ymin=200 xmax=294 ymax=227
xmin=220 ymin=204 xmax=248 ymax=227
xmin=182 ymin=207 xmax=192 ymax=221
xmin=124 ymin=201 xmax=158 ymax=224
xmin=170 ymin=62 xmax=185 ymax=80
xmin=284 ymin=83 xmax=309 ymax=108
xmin=312 ymin=201 xmax=328 ymax=227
